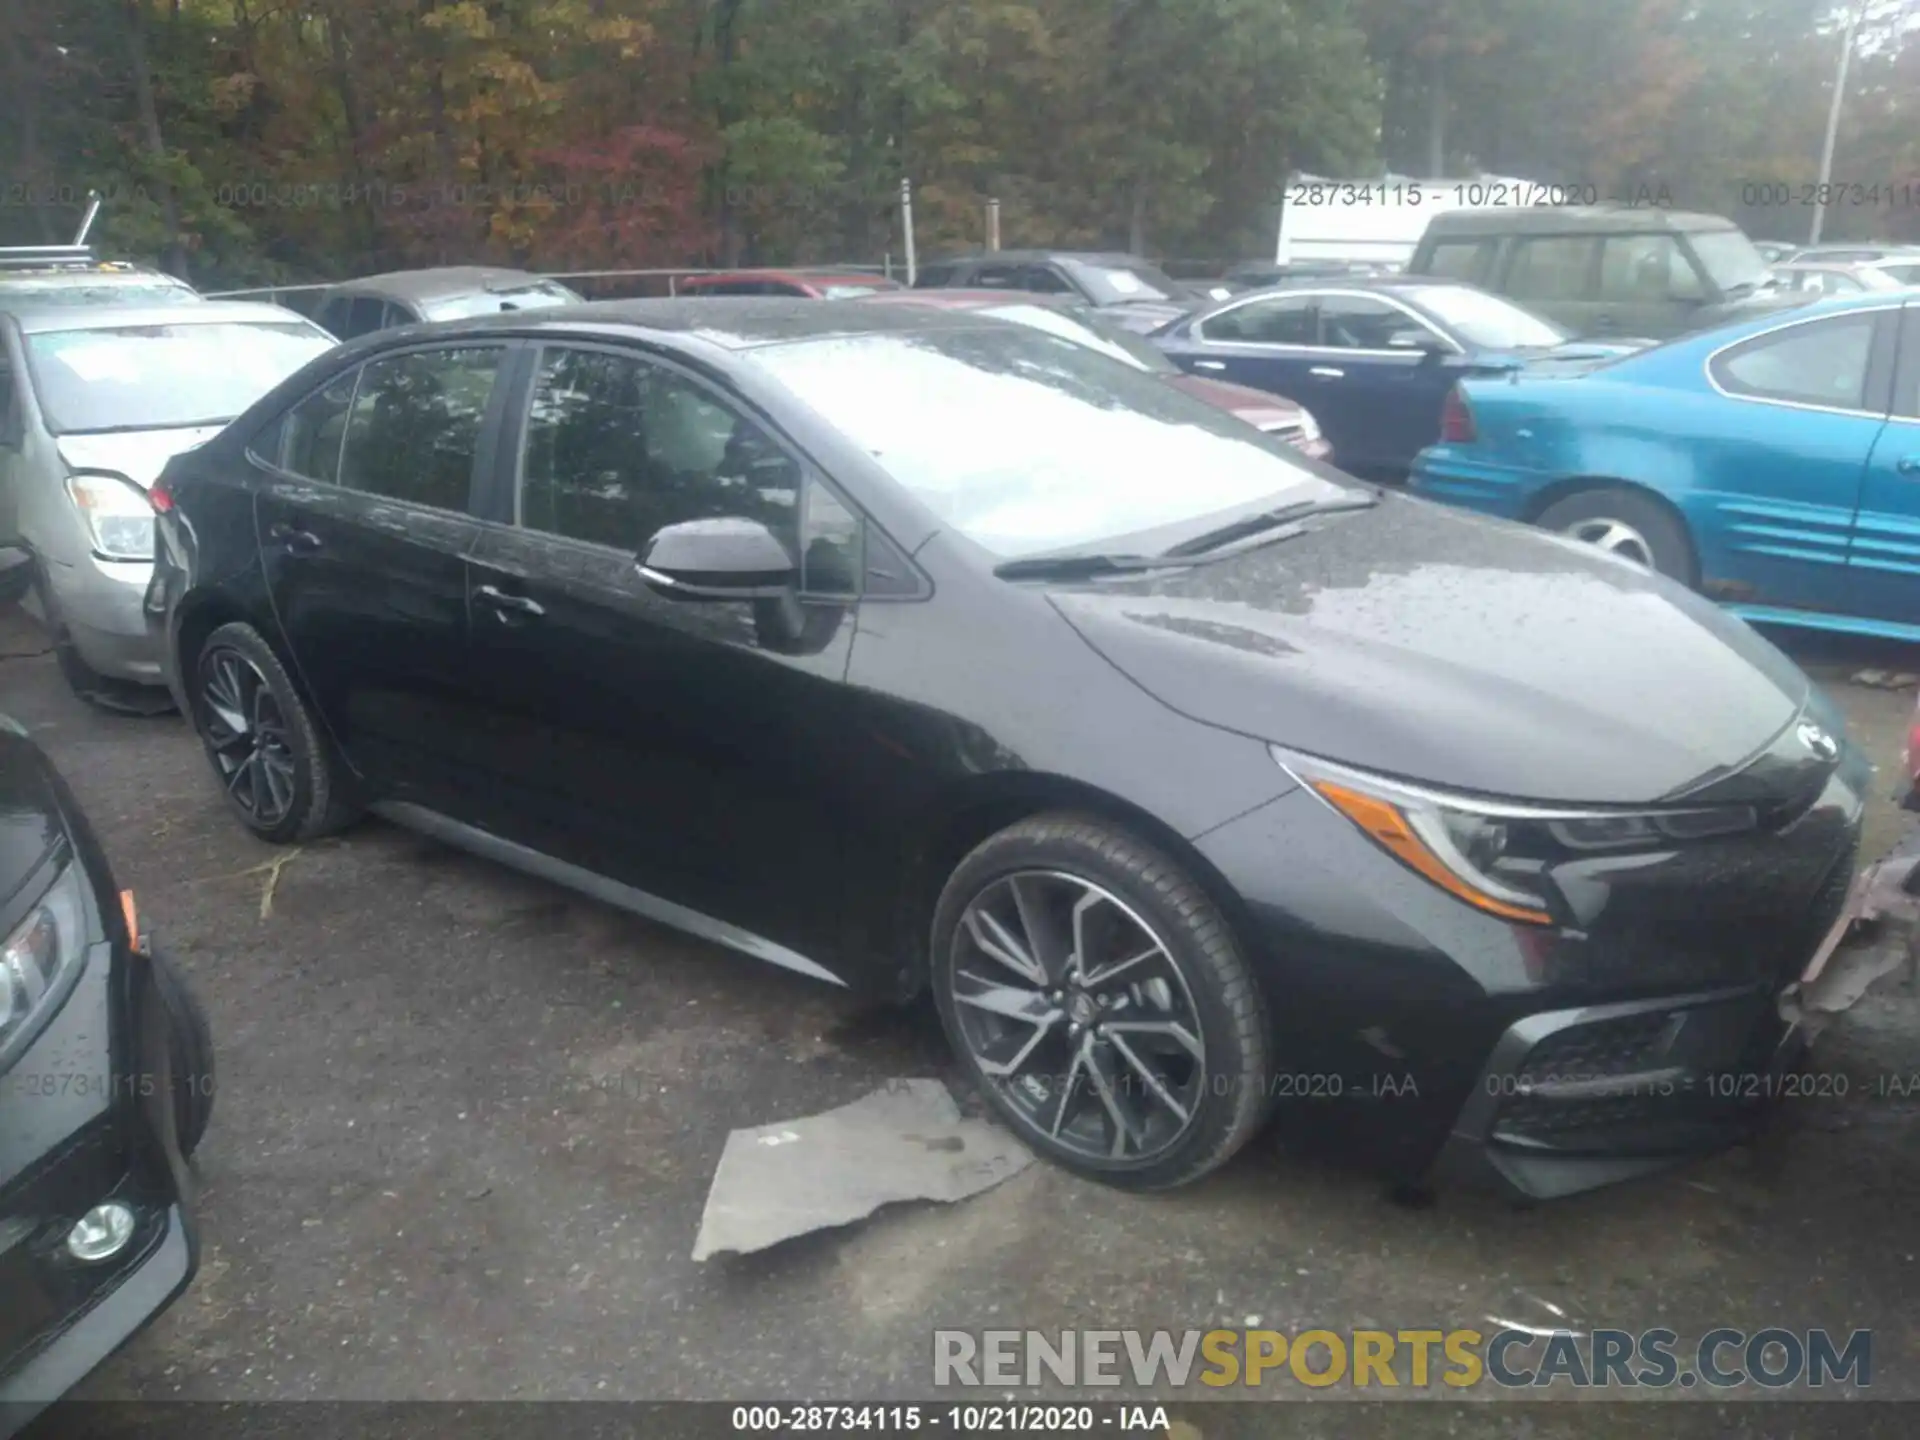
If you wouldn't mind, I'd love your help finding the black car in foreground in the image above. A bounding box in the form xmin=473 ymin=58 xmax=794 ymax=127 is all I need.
xmin=148 ymin=299 xmax=1862 ymax=1199
xmin=0 ymin=716 xmax=212 ymax=1437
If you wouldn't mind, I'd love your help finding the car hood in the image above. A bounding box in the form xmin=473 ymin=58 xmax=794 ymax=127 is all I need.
xmin=56 ymin=425 xmax=227 ymax=489
xmin=0 ymin=723 xmax=63 ymax=920
xmin=1099 ymin=300 xmax=1194 ymax=334
xmin=1045 ymin=495 xmax=1814 ymax=805
xmin=1162 ymin=373 xmax=1305 ymax=427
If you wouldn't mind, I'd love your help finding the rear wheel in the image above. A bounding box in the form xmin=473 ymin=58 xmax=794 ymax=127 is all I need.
xmin=191 ymin=621 xmax=359 ymax=842
xmin=930 ymin=813 xmax=1271 ymax=1190
xmin=1535 ymin=486 xmax=1696 ymax=584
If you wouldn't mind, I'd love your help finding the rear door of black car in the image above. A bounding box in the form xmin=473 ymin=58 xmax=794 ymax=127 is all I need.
xmin=248 ymin=340 xmax=515 ymax=805
xmin=459 ymin=339 xmax=866 ymax=969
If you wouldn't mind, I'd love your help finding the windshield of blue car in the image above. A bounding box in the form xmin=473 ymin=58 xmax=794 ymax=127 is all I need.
xmin=981 ymin=302 xmax=1178 ymax=373
xmin=1402 ymin=285 xmax=1567 ymax=349
xmin=1061 ymin=259 xmax=1185 ymax=305
xmin=1688 ymin=230 xmax=1772 ymax=292
xmin=419 ymin=280 xmax=581 ymax=319
xmin=26 ymin=320 xmax=336 ymax=434
xmin=753 ymin=326 xmax=1348 ymax=560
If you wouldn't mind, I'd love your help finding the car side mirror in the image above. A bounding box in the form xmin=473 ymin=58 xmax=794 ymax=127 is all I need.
xmin=637 ymin=517 xmax=796 ymax=599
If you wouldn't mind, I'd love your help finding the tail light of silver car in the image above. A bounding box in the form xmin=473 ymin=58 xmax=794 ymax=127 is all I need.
xmin=1440 ymin=385 xmax=1476 ymax=443
xmin=66 ymin=469 xmax=155 ymax=561
xmin=0 ymin=862 xmax=89 ymax=1068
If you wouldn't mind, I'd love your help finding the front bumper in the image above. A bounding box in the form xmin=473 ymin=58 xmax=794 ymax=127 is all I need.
xmin=46 ymin=555 xmax=162 ymax=685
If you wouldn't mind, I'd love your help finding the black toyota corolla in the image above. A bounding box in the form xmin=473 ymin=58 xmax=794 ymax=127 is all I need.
xmin=146 ymin=300 xmax=1863 ymax=1198
xmin=0 ymin=715 xmax=212 ymax=1436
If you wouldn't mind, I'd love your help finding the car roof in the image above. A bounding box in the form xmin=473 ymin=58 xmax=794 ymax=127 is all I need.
xmin=322 ymin=266 xmax=561 ymax=301
xmin=358 ymin=296 xmax=1028 ymax=350
xmin=931 ymin=250 xmax=1157 ymax=267
xmin=855 ymin=289 xmax=1079 ymax=310
xmin=1422 ymin=206 xmax=1741 ymax=236
xmin=682 ymin=269 xmax=895 ymax=285
xmin=0 ymin=264 xmax=192 ymax=288
xmin=10 ymin=299 xmax=319 ymax=335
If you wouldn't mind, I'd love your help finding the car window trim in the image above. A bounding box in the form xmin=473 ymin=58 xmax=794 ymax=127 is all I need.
xmin=246 ymin=339 xmax=516 ymax=516
xmin=1702 ymin=304 xmax=1901 ymax=421
xmin=503 ymin=337 xmax=914 ymax=599
xmin=1888 ymin=304 xmax=1920 ymax=425
xmin=1193 ymin=288 xmax=1461 ymax=356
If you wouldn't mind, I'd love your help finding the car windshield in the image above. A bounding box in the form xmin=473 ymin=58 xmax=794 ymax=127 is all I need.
xmin=1062 ymin=259 xmax=1185 ymax=305
xmin=25 ymin=320 xmax=335 ymax=434
xmin=0 ymin=280 xmax=201 ymax=308
xmin=1403 ymin=285 xmax=1566 ymax=348
xmin=752 ymin=326 xmax=1347 ymax=559
xmin=980 ymin=302 xmax=1177 ymax=372
xmin=1875 ymin=262 xmax=1920 ymax=286
xmin=1688 ymin=229 xmax=1772 ymax=291
xmin=419 ymin=280 xmax=580 ymax=320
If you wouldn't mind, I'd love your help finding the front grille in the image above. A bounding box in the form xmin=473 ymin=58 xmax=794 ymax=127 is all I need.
xmin=1516 ymin=1011 xmax=1677 ymax=1083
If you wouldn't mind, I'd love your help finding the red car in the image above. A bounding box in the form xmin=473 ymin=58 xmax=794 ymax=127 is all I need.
xmin=854 ymin=289 xmax=1332 ymax=459
xmin=676 ymin=268 xmax=903 ymax=299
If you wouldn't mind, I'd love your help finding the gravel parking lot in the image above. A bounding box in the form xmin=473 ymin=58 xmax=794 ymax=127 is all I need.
xmin=6 ymin=601 xmax=1919 ymax=1421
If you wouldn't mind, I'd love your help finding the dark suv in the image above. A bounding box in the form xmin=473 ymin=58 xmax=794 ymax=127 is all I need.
xmin=0 ymin=714 xmax=213 ymax=1436
xmin=1407 ymin=207 xmax=1808 ymax=339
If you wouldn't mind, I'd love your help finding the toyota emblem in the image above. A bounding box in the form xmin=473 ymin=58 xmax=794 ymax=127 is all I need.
xmin=1796 ymin=722 xmax=1839 ymax=761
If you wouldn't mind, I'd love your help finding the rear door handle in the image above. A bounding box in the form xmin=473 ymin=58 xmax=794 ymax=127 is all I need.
xmin=266 ymin=522 xmax=322 ymax=554
xmin=1309 ymin=366 xmax=1345 ymax=379
xmin=1898 ymin=457 xmax=1920 ymax=475
xmin=1192 ymin=360 xmax=1228 ymax=372
xmin=475 ymin=584 xmax=545 ymax=617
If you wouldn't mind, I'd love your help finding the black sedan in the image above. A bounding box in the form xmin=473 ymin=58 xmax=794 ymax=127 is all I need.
xmin=0 ymin=715 xmax=212 ymax=1435
xmin=148 ymin=299 xmax=1862 ymax=1198
xmin=1151 ymin=278 xmax=1648 ymax=478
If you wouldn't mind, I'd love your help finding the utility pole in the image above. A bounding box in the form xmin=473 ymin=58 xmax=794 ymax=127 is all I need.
xmin=986 ymin=198 xmax=1001 ymax=251
xmin=900 ymin=178 xmax=917 ymax=286
xmin=1810 ymin=0 xmax=1868 ymax=246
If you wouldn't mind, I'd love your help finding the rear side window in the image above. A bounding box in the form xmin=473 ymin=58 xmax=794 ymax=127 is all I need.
xmin=337 ymin=346 xmax=504 ymax=510
xmin=267 ymin=372 xmax=359 ymax=481
xmin=1199 ymin=294 xmax=1316 ymax=344
xmin=1503 ymin=237 xmax=1596 ymax=302
xmin=1423 ymin=240 xmax=1493 ymax=283
xmin=1710 ymin=314 xmax=1876 ymax=411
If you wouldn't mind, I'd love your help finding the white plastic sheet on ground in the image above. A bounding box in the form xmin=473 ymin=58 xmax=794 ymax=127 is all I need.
xmin=691 ymin=1078 xmax=1033 ymax=1261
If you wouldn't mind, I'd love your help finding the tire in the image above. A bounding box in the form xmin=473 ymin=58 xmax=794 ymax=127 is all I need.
xmin=148 ymin=946 xmax=214 ymax=1159
xmin=929 ymin=812 xmax=1271 ymax=1190
xmin=190 ymin=621 xmax=359 ymax=843
xmin=1535 ymin=486 xmax=1696 ymax=585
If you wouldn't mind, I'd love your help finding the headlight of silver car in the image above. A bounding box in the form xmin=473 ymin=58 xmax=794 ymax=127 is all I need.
xmin=66 ymin=469 xmax=155 ymax=562
xmin=1272 ymin=747 xmax=1759 ymax=926
xmin=0 ymin=863 xmax=90 ymax=1060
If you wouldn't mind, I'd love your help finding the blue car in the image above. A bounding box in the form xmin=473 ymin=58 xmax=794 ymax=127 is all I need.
xmin=1410 ymin=291 xmax=1920 ymax=642
xmin=1150 ymin=278 xmax=1644 ymax=477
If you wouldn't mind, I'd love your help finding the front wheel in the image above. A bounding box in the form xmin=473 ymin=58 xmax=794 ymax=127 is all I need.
xmin=930 ymin=813 xmax=1272 ymax=1190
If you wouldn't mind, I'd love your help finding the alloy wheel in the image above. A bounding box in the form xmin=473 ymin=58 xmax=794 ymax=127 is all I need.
xmin=198 ymin=647 xmax=298 ymax=828
xmin=947 ymin=870 xmax=1208 ymax=1165
xmin=1563 ymin=517 xmax=1654 ymax=569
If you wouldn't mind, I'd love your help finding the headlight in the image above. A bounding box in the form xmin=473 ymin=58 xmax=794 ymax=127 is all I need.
xmin=1274 ymin=747 xmax=1759 ymax=926
xmin=0 ymin=863 xmax=89 ymax=1060
xmin=66 ymin=470 xmax=154 ymax=561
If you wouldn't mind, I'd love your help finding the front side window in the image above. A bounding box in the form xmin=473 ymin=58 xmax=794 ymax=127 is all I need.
xmin=751 ymin=326 xmax=1348 ymax=559
xmin=23 ymin=320 xmax=336 ymax=434
xmin=1711 ymin=315 xmax=1877 ymax=411
xmin=1199 ymin=294 xmax=1315 ymax=345
xmin=1317 ymin=295 xmax=1421 ymax=350
xmin=518 ymin=347 xmax=800 ymax=557
xmin=1503 ymin=237 xmax=1596 ymax=302
xmin=1687 ymin=229 xmax=1772 ymax=293
xmin=1599 ymin=235 xmax=1704 ymax=302
xmin=336 ymin=346 xmax=504 ymax=510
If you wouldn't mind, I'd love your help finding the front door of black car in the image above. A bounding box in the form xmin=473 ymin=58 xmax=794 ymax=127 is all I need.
xmin=461 ymin=343 xmax=864 ymax=967
xmin=251 ymin=343 xmax=511 ymax=804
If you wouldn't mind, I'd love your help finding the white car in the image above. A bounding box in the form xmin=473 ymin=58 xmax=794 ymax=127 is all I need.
xmin=0 ymin=301 xmax=336 ymax=710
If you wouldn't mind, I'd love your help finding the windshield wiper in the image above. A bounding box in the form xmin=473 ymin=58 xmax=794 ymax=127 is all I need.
xmin=993 ymin=552 xmax=1189 ymax=581
xmin=1161 ymin=493 xmax=1379 ymax=560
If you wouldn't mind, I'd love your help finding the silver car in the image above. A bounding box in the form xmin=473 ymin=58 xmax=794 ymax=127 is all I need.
xmin=0 ymin=301 xmax=336 ymax=710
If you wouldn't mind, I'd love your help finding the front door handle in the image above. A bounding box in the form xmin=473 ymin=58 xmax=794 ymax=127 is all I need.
xmin=475 ymin=584 xmax=545 ymax=617
xmin=266 ymin=522 xmax=322 ymax=555
xmin=1309 ymin=366 xmax=1345 ymax=379
xmin=1192 ymin=360 xmax=1228 ymax=372
xmin=1898 ymin=457 xmax=1920 ymax=475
